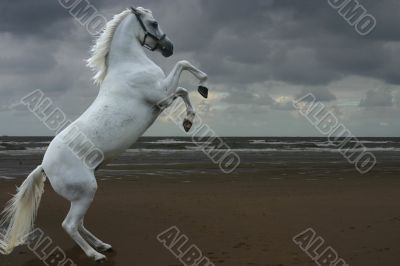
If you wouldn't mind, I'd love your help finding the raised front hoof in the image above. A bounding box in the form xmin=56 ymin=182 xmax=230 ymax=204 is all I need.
xmin=198 ymin=85 xmax=209 ymax=99
xmin=183 ymin=119 xmax=193 ymax=132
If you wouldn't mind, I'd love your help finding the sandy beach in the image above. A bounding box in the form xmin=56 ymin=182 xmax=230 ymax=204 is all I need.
xmin=0 ymin=137 xmax=399 ymax=266
xmin=0 ymin=173 xmax=399 ymax=266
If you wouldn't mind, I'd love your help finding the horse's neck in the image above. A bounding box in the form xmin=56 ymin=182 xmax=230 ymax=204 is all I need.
xmin=108 ymin=15 xmax=154 ymax=69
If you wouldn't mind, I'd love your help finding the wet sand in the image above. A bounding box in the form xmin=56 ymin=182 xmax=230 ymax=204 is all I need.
xmin=0 ymin=173 xmax=400 ymax=266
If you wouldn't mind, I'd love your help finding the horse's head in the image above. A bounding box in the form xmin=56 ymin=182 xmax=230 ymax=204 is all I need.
xmin=131 ymin=7 xmax=174 ymax=57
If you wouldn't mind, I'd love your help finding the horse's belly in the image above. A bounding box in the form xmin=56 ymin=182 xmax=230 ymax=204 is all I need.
xmin=57 ymin=101 xmax=159 ymax=161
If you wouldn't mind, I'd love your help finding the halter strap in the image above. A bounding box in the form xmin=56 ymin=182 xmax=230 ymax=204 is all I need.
xmin=131 ymin=7 xmax=166 ymax=51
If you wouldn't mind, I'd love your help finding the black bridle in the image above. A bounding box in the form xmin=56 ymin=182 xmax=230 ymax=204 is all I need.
xmin=131 ymin=7 xmax=166 ymax=51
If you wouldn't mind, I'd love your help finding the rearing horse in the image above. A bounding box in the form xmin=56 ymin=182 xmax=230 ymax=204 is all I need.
xmin=0 ymin=7 xmax=208 ymax=262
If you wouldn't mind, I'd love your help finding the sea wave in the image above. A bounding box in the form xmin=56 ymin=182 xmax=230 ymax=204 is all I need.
xmin=1 ymin=146 xmax=399 ymax=156
xmin=249 ymin=140 xmax=396 ymax=145
xmin=0 ymin=141 xmax=51 ymax=145
xmin=125 ymin=147 xmax=400 ymax=153
xmin=249 ymin=140 xmax=309 ymax=145
xmin=144 ymin=139 xmax=192 ymax=144
xmin=0 ymin=176 xmax=16 ymax=180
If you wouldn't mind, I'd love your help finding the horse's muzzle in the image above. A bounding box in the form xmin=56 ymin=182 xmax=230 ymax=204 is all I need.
xmin=160 ymin=38 xmax=174 ymax=57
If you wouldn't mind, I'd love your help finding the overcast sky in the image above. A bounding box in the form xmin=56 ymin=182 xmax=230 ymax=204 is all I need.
xmin=0 ymin=0 xmax=399 ymax=136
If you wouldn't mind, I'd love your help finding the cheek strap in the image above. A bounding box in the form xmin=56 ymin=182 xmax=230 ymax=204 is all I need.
xmin=132 ymin=8 xmax=166 ymax=51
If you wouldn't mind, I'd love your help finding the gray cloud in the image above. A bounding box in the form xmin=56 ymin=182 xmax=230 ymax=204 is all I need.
xmin=295 ymin=88 xmax=337 ymax=102
xmin=359 ymin=89 xmax=393 ymax=107
xmin=158 ymin=0 xmax=400 ymax=86
xmin=0 ymin=0 xmax=399 ymax=136
xmin=223 ymin=90 xmax=275 ymax=106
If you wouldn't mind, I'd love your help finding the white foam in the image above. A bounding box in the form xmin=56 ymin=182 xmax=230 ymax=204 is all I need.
xmin=0 ymin=176 xmax=16 ymax=180
xmin=144 ymin=139 xmax=193 ymax=144
xmin=124 ymin=147 xmax=400 ymax=153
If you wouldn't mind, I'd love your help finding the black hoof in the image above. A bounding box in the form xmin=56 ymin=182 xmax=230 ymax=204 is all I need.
xmin=95 ymin=257 xmax=107 ymax=264
xmin=105 ymin=247 xmax=114 ymax=253
xmin=198 ymin=86 xmax=209 ymax=99
xmin=183 ymin=119 xmax=193 ymax=132
xmin=99 ymin=247 xmax=113 ymax=253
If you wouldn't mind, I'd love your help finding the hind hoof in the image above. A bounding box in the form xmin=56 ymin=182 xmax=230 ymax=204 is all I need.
xmin=183 ymin=119 xmax=193 ymax=132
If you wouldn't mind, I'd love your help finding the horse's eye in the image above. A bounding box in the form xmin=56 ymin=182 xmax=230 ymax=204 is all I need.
xmin=151 ymin=21 xmax=158 ymax=28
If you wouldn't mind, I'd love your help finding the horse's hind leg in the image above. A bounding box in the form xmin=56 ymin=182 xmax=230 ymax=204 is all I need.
xmin=62 ymin=198 xmax=106 ymax=262
xmin=43 ymin=139 xmax=109 ymax=261
xmin=79 ymin=223 xmax=112 ymax=252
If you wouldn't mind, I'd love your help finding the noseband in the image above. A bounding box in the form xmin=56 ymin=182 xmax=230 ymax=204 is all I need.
xmin=131 ymin=7 xmax=166 ymax=51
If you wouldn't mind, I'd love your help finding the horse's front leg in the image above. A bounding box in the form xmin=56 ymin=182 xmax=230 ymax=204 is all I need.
xmin=175 ymin=87 xmax=196 ymax=132
xmin=156 ymin=87 xmax=196 ymax=132
xmin=163 ymin=60 xmax=208 ymax=97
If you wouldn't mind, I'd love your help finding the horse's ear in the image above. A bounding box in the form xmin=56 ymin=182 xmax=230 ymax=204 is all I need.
xmin=131 ymin=7 xmax=140 ymax=15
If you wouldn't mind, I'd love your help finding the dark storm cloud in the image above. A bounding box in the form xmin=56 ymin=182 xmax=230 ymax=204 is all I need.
xmin=194 ymin=0 xmax=400 ymax=86
xmin=0 ymin=37 xmax=58 ymax=75
xmin=0 ymin=0 xmax=74 ymax=37
xmin=0 ymin=0 xmax=399 ymax=136
xmin=162 ymin=0 xmax=400 ymax=86
xmin=2 ymin=0 xmax=400 ymax=86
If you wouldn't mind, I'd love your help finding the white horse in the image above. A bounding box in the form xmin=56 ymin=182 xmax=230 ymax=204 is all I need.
xmin=0 ymin=7 xmax=208 ymax=262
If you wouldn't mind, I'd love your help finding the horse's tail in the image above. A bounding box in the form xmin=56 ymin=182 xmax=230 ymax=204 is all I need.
xmin=0 ymin=165 xmax=46 ymax=254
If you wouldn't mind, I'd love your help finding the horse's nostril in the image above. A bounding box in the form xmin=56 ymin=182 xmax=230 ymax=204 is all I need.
xmin=160 ymin=38 xmax=174 ymax=57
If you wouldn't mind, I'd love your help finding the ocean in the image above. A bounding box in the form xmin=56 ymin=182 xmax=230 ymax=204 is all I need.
xmin=0 ymin=136 xmax=399 ymax=180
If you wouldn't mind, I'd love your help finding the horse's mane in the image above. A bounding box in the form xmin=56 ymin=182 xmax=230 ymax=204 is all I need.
xmin=86 ymin=9 xmax=132 ymax=85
